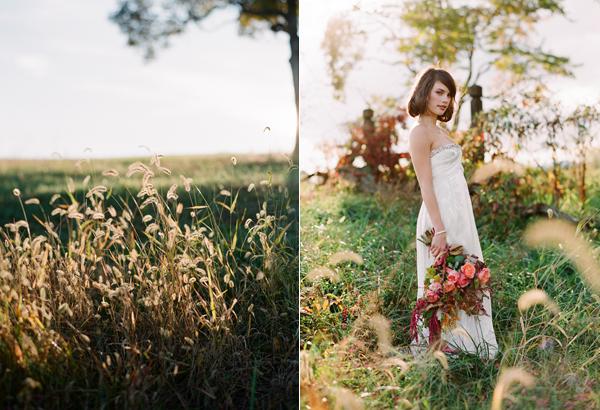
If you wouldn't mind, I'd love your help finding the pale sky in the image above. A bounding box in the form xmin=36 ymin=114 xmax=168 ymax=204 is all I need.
xmin=0 ymin=0 xmax=296 ymax=159
xmin=300 ymin=0 xmax=600 ymax=172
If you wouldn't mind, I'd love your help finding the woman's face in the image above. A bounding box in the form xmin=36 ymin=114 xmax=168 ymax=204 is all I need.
xmin=426 ymin=81 xmax=451 ymax=117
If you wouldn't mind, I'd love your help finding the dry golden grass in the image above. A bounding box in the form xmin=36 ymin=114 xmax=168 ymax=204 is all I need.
xmin=328 ymin=251 xmax=364 ymax=266
xmin=306 ymin=266 xmax=340 ymax=283
xmin=490 ymin=367 xmax=536 ymax=410
xmin=517 ymin=289 xmax=560 ymax=315
xmin=524 ymin=219 xmax=600 ymax=294
xmin=469 ymin=158 xmax=526 ymax=184
xmin=0 ymin=155 xmax=297 ymax=408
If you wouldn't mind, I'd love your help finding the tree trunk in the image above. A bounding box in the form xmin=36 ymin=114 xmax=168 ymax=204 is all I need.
xmin=287 ymin=0 xmax=299 ymax=167
xmin=452 ymin=89 xmax=466 ymax=131
xmin=579 ymin=150 xmax=587 ymax=205
xmin=551 ymin=146 xmax=561 ymax=208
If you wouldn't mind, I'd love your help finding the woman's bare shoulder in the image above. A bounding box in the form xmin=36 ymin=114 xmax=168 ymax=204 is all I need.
xmin=409 ymin=124 xmax=432 ymax=148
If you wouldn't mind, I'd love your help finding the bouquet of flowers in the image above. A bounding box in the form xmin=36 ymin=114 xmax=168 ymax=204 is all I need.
xmin=410 ymin=228 xmax=491 ymax=346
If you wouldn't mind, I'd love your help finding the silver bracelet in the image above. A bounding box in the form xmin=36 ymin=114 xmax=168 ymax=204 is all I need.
xmin=434 ymin=229 xmax=446 ymax=236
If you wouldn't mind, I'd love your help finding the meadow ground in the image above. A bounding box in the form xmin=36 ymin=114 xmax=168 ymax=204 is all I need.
xmin=0 ymin=153 xmax=298 ymax=408
xmin=300 ymin=166 xmax=600 ymax=409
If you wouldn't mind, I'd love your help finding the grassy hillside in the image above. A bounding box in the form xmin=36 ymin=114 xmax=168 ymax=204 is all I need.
xmin=0 ymin=154 xmax=290 ymax=226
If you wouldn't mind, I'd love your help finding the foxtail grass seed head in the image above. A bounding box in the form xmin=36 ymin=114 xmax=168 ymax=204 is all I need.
xmin=328 ymin=251 xmax=364 ymax=266
xmin=470 ymin=159 xmax=525 ymax=184
xmin=67 ymin=212 xmax=84 ymax=221
xmin=58 ymin=303 xmax=73 ymax=317
xmin=306 ymin=266 xmax=339 ymax=283
xmin=179 ymin=175 xmax=192 ymax=192
xmin=86 ymin=185 xmax=107 ymax=199
xmin=368 ymin=314 xmax=393 ymax=355
xmin=145 ymin=223 xmax=160 ymax=235
xmin=67 ymin=177 xmax=75 ymax=193
xmin=158 ymin=166 xmax=171 ymax=175
xmin=150 ymin=153 xmax=162 ymax=167
xmin=23 ymin=378 xmax=42 ymax=390
xmin=51 ymin=208 xmax=66 ymax=217
xmin=127 ymin=161 xmax=152 ymax=177
xmin=5 ymin=221 xmax=29 ymax=233
xmin=517 ymin=289 xmax=560 ymax=315
xmin=24 ymin=198 xmax=40 ymax=205
xmin=328 ymin=387 xmax=364 ymax=410
xmin=300 ymin=350 xmax=314 ymax=384
xmin=524 ymin=219 xmax=600 ymax=294
xmin=102 ymin=169 xmax=119 ymax=177
xmin=433 ymin=350 xmax=449 ymax=370
xmin=167 ymin=184 xmax=178 ymax=201
xmin=491 ymin=367 xmax=536 ymax=410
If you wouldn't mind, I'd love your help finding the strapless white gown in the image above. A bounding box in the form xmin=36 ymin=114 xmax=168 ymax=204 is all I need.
xmin=410 ymin=143 xmax=499 ymax=360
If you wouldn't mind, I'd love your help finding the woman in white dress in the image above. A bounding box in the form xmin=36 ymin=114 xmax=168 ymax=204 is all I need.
xmin=407 ymin=68 xmax=499 ymax=360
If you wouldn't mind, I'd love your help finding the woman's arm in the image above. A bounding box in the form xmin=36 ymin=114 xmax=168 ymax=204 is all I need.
xmin=408 ymin=126 xmax=445 ymax=233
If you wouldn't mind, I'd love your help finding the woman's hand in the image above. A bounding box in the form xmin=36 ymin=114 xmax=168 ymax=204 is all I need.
xmin=430 ymin=232 xmax=448 ymax=259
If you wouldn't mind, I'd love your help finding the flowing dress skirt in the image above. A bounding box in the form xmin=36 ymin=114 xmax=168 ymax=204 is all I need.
xmin=410 ymin=144 xmax=499 ymax=360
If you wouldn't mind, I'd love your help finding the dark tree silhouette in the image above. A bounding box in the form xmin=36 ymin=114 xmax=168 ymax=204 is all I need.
xmin=110 ymin=0 xmax=299 ymax=164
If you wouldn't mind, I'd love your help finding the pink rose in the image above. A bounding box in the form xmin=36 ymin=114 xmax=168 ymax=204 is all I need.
xmin=477 ymin=267 xmax=490 ymax=284
xmin=426 ymin=290 xmax=440 ymax=303
xmin=429 ymin=282 xmax=442 ymax=293
xmin=461 ymin=262 xmax=476 ymax=279
xmin=457 ymin=274 xmax=471 ymax=288
xmin=443 ymin=281 xmax=456 ymax=293
xmin=446 ymin=268 xmax=459 ymax=284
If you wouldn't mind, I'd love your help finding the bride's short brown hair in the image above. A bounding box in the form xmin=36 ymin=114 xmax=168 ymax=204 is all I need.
xmin=408 ymin=67 xmax=456 ymax=122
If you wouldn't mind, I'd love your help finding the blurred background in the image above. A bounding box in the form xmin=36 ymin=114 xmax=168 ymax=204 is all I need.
xmin=300 ymin=0 xmax=600 ymax=173
xmin=1 ymin=0 xmax=295 ymax=158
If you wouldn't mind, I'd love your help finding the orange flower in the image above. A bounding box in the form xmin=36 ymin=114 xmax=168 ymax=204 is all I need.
xmin=443 ymin=281 xmax=456 ymax=293
xmin=461 ymin=262 xmax=476 ymax=279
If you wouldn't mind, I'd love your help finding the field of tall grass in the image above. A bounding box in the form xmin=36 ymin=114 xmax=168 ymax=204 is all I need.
xmin=300 ymin=165 xmax=599 ymax=409
xmin=0 ymin=154 xmax=298 ymax=408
